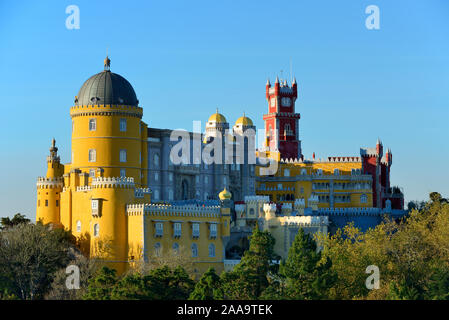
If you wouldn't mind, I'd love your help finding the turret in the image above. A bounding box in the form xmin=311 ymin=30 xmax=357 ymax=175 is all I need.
xmin=376 ymin=138 xmax=383 ymax=158
xmin=385 ymin=148 xmax=392 ymax=166
xmin=36 ymin=139 xmax=64 ymax=226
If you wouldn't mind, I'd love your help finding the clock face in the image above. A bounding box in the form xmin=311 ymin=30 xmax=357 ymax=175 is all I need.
xmin=281 ymin=97 xmax=291 ymax=107
xmin=270 ymin=97 xmax=276 ymax=107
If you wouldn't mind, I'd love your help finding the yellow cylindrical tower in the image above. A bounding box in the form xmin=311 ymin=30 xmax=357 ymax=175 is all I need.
xmin=36 ymin=139 xmax=64 ymax=225
xmin=69 ymin=57 xmax=147 ymax=186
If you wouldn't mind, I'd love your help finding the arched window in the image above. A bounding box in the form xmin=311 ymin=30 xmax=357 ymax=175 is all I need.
xmin=191 ymin=243 xmax=198 ymax=257
xmin=154 ymin=189 xmax=160 ymax=200
xmin=120 ymin=149 xmax=127 ymax=162
xmin=204 ymin=192 xmax=209 ymax=200
xmin=88 ymin=149 xmax=96 ymax=162
xmin=208 ymin=243 xmax=215 ymax=257
xmin=93 ymin=223 xmax=99 ymax=237
xmin=301 ymin=168 xmax=307 ymax=175
xmin=168 ymin=189 xmax=174 ymax=201
xmin=154 ymin=242 xmax=161 ymax=257
xmin=284 ymin=169 xmax=290 ymax=177
xmin=76 ymin=220 xmax=81 ymax=233
xmin=334 ymin=169 xmax=340 ymax=175
xmin=89 ymin=118 xmax=96 ymax=131
xmin=154 ymin=172 xmax=159 ymax=182
xmin=172 ymin=243 xmax=179 ymax=254
xmin=249 ymin=208 xmax=255 ymax=216
xmin=154 ymin=154 xmax=159 ymax=167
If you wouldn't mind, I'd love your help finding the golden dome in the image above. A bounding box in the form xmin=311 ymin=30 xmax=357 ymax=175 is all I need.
xmin=218 ymin=187 xmax=232 ymax=200
xmin=208 ymin=109 xmax=227 ymax=123
xmin=235 ymin=112 xmax=253 ymax=126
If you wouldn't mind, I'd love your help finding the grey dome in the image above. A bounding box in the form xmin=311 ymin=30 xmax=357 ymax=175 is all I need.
xmin=75 ymin=70 xmax=138 ymax=106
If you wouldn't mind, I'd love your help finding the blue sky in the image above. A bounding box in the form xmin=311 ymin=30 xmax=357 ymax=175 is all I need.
xmin=0 ymin=0 xmax=448 ymax=219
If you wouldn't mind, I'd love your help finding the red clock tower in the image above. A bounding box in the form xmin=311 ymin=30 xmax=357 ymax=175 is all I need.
xmin=263 ymin=76 xmax=302 ymax=160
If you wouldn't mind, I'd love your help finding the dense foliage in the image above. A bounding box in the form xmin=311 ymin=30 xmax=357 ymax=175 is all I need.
xmin=1 ymin=192 xmax=449 ymax=300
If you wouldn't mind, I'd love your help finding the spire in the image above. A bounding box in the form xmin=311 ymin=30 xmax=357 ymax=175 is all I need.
xmin=104 ymin=56 xmax=111 ymax=71
xmin=266 ymin=78 xmax=270 ymax=86
xmin=377 ymin=137 xmax=382 ymax=145
xmin=292 ymin=77 xmax=297 ymax=85
xmin=275 ymin=76 xmax=279 ymax=84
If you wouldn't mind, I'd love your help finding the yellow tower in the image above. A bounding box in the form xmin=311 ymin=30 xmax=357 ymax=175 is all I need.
xmin=36 ymin=138 xmax=64 ymax=226
xmin=70 ymin=56 xmax=147 ymax=186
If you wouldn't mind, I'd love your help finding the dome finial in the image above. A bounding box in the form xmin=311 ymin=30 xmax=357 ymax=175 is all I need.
xmin=104 ymin=56 xmax=111 ymax=71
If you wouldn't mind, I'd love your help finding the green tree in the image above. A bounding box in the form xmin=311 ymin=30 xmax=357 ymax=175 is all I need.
xmin=0 ymin=223 xmax=73 ymax=299
xmin=280 ymin=228 xmax=336 ymax=299
xmin=84 ymin=266 xmax=118 ymax=300
xmin=110 ymin=266 xmax=195 ymax=300
xmin=221 ymin=226 xmax=276 ymax=299
xmin=0 ymin=213 xmax=30 ymax=230
xmin=426 ymin=268 xmax=449 ymax=300
xmin=189 ymin=267 xmax=223 ymax=300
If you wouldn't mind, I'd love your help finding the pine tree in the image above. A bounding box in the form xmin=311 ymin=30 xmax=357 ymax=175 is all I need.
xmin=83 ymin=266 xmax=118 ymax=300
xmin=189 ymin=267 xmax=223 ymax=300
xmin=221 ymin=225 xmax=276 ymax=299
xmin=280 ymin=228 xmax=336 ymax=300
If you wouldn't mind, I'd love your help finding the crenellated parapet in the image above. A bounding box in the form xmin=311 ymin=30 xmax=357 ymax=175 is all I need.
xmin=280 ymin=156 xmax=362 ymax=164
xmin=76 ymin=186 xmax=92 ymax=192
xmin=36 ymin=177 xmax=63 ymax=189
xmin=70 ymin=104 xmax=143 ymax=119
xmin=91 ymin=177 xmax=135 ymax=189
xmin=244 ymin=195 xmax=270 ymax=204
xmin=126 ymin=203 xmax=221 ymax=217
xmin=280 ymin=215 xmax=329 ymax=226
xmin=316 ymin=207 xmax=390 ymax=216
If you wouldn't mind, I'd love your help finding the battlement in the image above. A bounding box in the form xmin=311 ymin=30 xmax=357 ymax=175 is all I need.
xmin=36 ymin=177 xmax=63 ymax=189
xmin=280 ymin=156 xmax=361 ymax=164
xmin=91 ymin=177 xmax=135 ymax=188
xmin=70 ymin=104 xmax=143 ymax=119
xmin=315 ymin=207 xmax=389 ymax=216
xmin=280 ymin=215 xmax=329 ymax=226
xmin=263 ymin=203 xmax=277 ymax=213
xmin=126 ymin=203 xmax=221 ymax=217
xmin=244 ymin=195 xmax=270 ymax=203
xmin=76 ymin=186 xmax=92 ymax=192
xmin=294 ymin=198 xmax=305 ymax=208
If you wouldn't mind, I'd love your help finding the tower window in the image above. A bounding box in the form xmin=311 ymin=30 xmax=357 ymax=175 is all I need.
xmin=45 ymin=200 xmax=48 ymax=207
xmin=93 ymin=223 xmax=99 ymax=237
xmin=89 ymin=169 xmax=95 ymax=177
xmin=56 ymin=200 xmax=59 ymax=207
xmin=120 ymin=149 xmax=127 ymax=162
xmin=89 ymin=118 xmax=96 ymax=131
xmin=88 ymin=149 xmax=96 ymax=162
xmin=120 ymin=118 xmax=127 ymax=132
xmin=120 ymin=169 xmax=126 ymax=177
xmin=76 ymin=220 xmax=81 ymax=233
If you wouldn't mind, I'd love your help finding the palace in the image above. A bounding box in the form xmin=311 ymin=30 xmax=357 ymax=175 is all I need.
xmin=35 ymin=57 xmax=406 ymax=275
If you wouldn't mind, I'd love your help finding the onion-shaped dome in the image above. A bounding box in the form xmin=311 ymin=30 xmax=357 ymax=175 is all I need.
xmin=235 ymin=112 xmax=253 ymax=126
xmin=208 ymin=109 xmax=227 ymax=123
xmin=219 ymin=187 xmax=232 ymax=200
xmin=74 ymin=57 xmax=138 ymax=106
